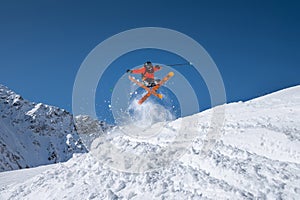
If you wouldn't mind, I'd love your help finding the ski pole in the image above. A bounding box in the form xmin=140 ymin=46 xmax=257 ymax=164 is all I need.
xmin=165 ymin=62 xmax=193 ymax=67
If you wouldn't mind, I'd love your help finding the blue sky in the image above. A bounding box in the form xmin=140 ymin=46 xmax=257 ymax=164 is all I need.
xmin=0 ymin=1 xmax=299 ymax=123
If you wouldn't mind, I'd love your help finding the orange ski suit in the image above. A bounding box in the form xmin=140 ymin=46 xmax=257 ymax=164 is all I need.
xmin=131 ymin=65 xmax=161 ymax=81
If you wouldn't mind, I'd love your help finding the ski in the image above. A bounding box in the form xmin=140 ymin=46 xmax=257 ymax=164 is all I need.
xmin=138 ymin=71 xmax=174 ymax=104
xmin=128 ymin=76 xmax=163 ymax=99
xmin=128 ymin=71 xmax=174 ymax=104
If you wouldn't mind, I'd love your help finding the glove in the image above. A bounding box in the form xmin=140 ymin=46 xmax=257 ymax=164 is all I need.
xmin=126 ymin=69 xmax=132 ymax=73
xmin=154 ymin=65 xmax=161 ymax=69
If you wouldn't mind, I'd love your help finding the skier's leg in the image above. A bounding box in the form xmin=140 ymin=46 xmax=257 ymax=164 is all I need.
xmin=144 ymin=78 xmax=155 ymax=87
xmin=143 ymin=80 xmax=150 ymax=87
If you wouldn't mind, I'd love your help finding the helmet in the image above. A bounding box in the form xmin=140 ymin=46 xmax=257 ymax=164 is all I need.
xmin=144 ymin=61 xmax=153 ymax=68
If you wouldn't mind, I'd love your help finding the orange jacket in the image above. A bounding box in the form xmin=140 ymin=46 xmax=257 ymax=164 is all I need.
xmin=131 ymin=66 xmax=161 ymax=80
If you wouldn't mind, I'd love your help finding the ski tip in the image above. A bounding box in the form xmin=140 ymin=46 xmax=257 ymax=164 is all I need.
xmin=169 ymin=71 xmax=174 ymax=76
xmin=138 ymin=100 xmax=143 ymax=105
xmin=158 ymin=94 xmax=163 ymax=99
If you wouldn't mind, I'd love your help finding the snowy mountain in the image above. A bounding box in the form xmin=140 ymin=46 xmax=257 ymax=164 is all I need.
xmin=0 ymin=85 xmax=300 ymax=199
xmin=74 ymin=115 xmax=113 ymax=149
xmin=0 ymin=84 xmax=87 ymax=172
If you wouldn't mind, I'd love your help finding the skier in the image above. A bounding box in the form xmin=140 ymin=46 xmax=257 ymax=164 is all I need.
xmin=127 ymin=61 xmax=162 ymax=87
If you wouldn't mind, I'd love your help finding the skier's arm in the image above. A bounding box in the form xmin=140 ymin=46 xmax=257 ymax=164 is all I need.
xmin=154 ymin=65 xmax=162 ymax=72
xmin=131 ymin=67 xmax=145 ymax=74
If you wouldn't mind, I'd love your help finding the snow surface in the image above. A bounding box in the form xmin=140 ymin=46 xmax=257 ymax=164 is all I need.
xmin=1 ymin=85 xmax=300 ymax=199
xmin=0 ymin=85 xmax=86 ymax=172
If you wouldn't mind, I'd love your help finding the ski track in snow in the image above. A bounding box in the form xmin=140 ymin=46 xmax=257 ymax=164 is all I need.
xmin=0 ymin=164 xmax=55 ymax=188
xmin=0 ymin=86 xmax=300 ymax=199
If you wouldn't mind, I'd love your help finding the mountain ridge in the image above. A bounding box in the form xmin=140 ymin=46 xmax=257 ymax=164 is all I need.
xmin=0 ymin=84 xmax=87 ymax=172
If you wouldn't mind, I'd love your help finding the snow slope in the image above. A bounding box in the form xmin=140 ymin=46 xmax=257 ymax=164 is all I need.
xmin=0 ymin=85 xmax=87 ymax=172
xmin=1 ymin=85 xmax=300 ymax=199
